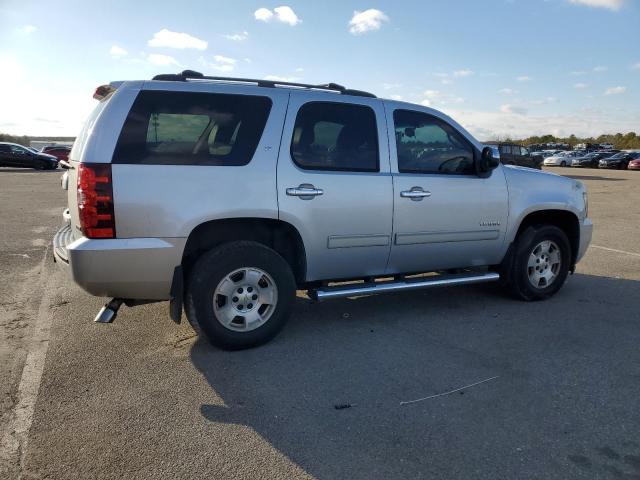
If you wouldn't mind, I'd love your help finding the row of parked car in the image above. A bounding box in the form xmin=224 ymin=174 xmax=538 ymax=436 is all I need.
xmin=0 ymin=143 xmax=71 ymax=169
xmin=541 ymin=149 xmax=640 ymax=170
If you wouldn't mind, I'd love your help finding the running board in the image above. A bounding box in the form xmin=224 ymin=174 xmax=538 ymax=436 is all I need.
xmin=308 ymin=271 xmax=500 ymax=301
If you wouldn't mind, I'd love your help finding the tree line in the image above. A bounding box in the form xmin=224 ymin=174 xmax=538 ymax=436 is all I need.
xmin=0 ymin=133 xmax=75 ymax=145
xmin=490 ymin=132 xmax=640 ymax=149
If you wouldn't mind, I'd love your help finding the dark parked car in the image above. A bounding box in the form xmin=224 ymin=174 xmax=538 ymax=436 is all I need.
xmin=571 ymin=151 xmax=618 ymax=168
xmin=598 ymin=151 xmax=640 ymax=170
xmin=41 ymin=145 xmax=71 ymax=161
xmin=495 ymin=144 xmax=543 ymax=169
xmin=0 ymin=142 xmax=59 ymax=169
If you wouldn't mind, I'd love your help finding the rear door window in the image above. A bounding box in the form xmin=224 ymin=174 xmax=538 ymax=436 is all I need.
xmin=113 ymin=91 xmax=272 ymax=166
xmin=290 ymin=102 xmax=379 ymax=172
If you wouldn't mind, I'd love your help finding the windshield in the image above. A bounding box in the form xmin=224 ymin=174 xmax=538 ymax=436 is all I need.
xmin=608 ymin=153 xmax=625 ymax=159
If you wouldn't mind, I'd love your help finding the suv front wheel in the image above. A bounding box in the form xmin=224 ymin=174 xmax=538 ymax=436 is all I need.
xmin=504 ymin=225 xmax=571 ymax=301
xmin=185 ymin=241 xmax=296 ymax=350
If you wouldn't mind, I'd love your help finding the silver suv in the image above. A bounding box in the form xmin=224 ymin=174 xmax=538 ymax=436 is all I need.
xmin=53 ymin=70 xmax=593 ymax=349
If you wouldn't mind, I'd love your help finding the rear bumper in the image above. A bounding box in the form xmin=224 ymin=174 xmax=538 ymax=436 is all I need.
xmin=53 ymin=225 xmax=186 ymax=300
xmin=576 ymin=218 xmax=593 ymax=263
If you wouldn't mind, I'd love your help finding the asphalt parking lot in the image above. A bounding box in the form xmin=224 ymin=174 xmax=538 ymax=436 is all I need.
xmin=1 ymin=166 xmax=639 ymax=480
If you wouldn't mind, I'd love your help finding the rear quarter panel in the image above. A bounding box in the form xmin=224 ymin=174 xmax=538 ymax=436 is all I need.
xmin=111 ymin=82 xmax=290 ymax=238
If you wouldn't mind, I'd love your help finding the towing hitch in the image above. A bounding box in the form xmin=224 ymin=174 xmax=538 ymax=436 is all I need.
xmin=94 ymin=298 xmax=124 ymax=323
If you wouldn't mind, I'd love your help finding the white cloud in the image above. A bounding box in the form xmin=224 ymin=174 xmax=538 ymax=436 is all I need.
xmin=453 ymin=69 xmax=474 ymax=78
xmin=255 ymin=8 xmax=273 ymax=21
xmin=442 ymin=106 xmax=640 ymax=140
xmin=295 ymin=67 xmax=304 ymax=72
xmin=605 ymin=86 xmax=626 ymax=95
xmin=148 ymin=29 xmax=207 ymax=50
xmin=224 ymin=31 xmax=249 ymax=41
xmin=500 ymin=104 xmax=528 ymax=115
xmin=255 ymin=6 xmax=301 ymax=25
xmin=198 ymin=55 xmax=237 ymax=73
xmin=570 ymin=70 xmax=587 ymax=76
xmin=421 ymin=90 xmax=464 ymax=106
xmin=516 ymin=76 xmax=531 ymax=82
xmin=530 ymin=97 xmax=557 ymax=105
xmin=22 ymin=25 xmax=36 ymax=34
xmin=499 ymin=88 xmax=516 ymax=95
xmin=274 ymin=6 xmax=301 ymax=25
xmin=568 ymin=0 xmax=625 ymax=11
xmin=110 ymin=45 xmax=128 ymax=59
xmin=349 ymin=9 xmax=389 ymax=35
xmin=574 ymin=83 xmax=588 ymax=89
xmin=632 ymin=62 xmax=640 ymax=70
xmin=382 ymin=82 xmax=402 ymax=90
xmin=264 ymin=75 xmax=301 ymax=82
xmin=593 ymin=65 xmax=608 ymax=72
xmin=213 ymin=55 xmax=236 ymax=65
xmin=148 ymin=53 xmax=179 ymax=66
xmin=390 ymin=94 xmax=403 ymax=101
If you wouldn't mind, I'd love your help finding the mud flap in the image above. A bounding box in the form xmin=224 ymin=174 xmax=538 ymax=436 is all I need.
xmin=169 ymin=266 xmax=183 ymax=324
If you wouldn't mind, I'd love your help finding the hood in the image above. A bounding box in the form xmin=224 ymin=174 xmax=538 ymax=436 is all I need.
xmin=36 ymin=152 xmax=58 ymax=161
xmin=503 ymin=163 xmax=582 ymax=188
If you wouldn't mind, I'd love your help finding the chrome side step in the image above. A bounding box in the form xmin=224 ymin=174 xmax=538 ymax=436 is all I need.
xmin=308 ymin=271 xmax=500 ymax=301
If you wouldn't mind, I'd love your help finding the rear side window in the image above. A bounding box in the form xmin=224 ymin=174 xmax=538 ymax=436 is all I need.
xmin=291 ymin=102 xmax=379 ymax=172
xmin=113 ymin=91 xmax=272 ymax=166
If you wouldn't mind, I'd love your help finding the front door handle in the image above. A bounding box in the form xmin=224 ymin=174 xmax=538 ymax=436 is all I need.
xmin=286 ymin=184 xmax=324 ymax=200
xmin=400 ymin=187 xmax=431 ymax=201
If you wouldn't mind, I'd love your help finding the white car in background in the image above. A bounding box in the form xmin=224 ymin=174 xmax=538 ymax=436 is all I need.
xmin=544 ymin=151 xmax=584 ymax=167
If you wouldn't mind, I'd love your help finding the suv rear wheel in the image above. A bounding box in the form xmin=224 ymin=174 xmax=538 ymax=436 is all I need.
xmin=505 ymin=225 xmax=571 ymax=301
xmin=185 ymin=241 xmax=296 ymax=350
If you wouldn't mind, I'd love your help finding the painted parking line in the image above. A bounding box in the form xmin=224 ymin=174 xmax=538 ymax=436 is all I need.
xmin=591 ymin=245 xmax=640 ymax=258
xmin=0 ymin=248 xmax=55 ymax=474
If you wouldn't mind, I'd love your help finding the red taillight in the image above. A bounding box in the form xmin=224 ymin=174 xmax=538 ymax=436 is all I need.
xmin=77 ymin=163 xmax=115 ymax=239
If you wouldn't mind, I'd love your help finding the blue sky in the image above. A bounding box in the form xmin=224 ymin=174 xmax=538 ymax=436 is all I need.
xmin=1 ymin=0 xmax=638 ymax=139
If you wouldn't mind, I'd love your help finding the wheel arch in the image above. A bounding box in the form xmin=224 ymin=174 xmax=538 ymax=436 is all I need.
xmin=512 ymin=209 xmax=580 ymax=268
xmin=181 ymin=217 xmax=307 ymax=285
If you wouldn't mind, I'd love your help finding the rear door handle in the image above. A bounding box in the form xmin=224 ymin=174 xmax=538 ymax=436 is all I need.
xmin=400 ymin=187 xmax=431 ymax=201
xmin=286 ymin=184 xmax=324 ymax=200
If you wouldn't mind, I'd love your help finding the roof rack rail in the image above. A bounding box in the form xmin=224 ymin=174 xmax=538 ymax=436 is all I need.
xmin=151 ymin=70 xmax=377 ymax=98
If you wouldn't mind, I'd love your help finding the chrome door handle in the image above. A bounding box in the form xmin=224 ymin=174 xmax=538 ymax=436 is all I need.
xmin=286 ymin=184 xmax=324 ymax=199
xmin=400 ymin=188 xmax=431 ymax=200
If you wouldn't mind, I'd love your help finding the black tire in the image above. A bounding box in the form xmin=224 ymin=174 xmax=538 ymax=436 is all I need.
xmin=33 ymin=161 xmax=48 ymax=170
xmin=560 ymin=161 xmax=567 ymax=167
xmin=504 ymin=225 xmax=571 ymax=301
xmin=185 ymin=241 xmax=296 ymax=350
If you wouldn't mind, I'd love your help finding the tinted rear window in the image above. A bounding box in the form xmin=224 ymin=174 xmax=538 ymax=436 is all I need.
xmin=113 ymin=91 xmax=272 ymax=166
xmin=290 ymin=102 xmax=379 ymax=172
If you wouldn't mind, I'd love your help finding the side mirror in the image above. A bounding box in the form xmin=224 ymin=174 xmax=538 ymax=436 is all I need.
xmin=478 ymin=146 xmax=500 ymax=174
xmin=59 ymin=160 xmax=71 ymax=169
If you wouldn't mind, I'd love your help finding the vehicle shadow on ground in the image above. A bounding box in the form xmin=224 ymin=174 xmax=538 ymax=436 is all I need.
xmin=189 ymin=273 xmax=640 ymax=479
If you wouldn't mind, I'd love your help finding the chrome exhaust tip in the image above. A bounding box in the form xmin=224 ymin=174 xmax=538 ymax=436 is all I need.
xmin=94 ymin=299 xmax=124 ymax=323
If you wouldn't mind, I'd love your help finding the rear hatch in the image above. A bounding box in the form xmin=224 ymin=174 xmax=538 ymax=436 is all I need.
xmin=65 ymin=82 xmax=140 ymax=239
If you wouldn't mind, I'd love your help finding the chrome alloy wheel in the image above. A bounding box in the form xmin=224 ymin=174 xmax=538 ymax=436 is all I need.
xmin=213 ymin=267 xmax=278 ymax=332
xmin=527 ymin=240 xmax=562 ymax=289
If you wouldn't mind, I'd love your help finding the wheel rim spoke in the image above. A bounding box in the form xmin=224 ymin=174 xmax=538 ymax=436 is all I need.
xmin=215 ymin=303 xmax=236 ymax=327
xmin=244 ymin=268 xmax=264 ymax=287
xmin=243 ymin=310 xmax=263 ymax=329
xmin=259 ymin=284 xmax=276 ymax=305
xmin=216 ymin=277 xmax=237 ymax=297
